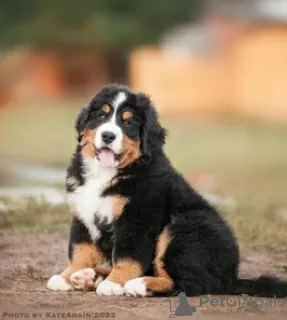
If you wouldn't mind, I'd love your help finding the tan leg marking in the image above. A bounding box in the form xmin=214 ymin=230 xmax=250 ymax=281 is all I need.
xmin=144 ymin=227 xmax=174 ymax=292
xmin=107 ymin=259 xmax=142 ymax=285
xmin=61 ymin=243 xmax=104 ymax=285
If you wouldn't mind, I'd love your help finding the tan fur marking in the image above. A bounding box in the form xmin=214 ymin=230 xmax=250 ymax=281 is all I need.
xmin=143 ymin=275 xmax=174 ymax=292
xmin=80 ymin=129 xmax=96 ymax=158
xmin=61 ymin=243 xmax=104 ymax=285
xmin=112 ymin=196 xmax=128 ymax=217
xmin=107 ymin=259 xmax=142 ymax=285
xmin=154 ymin=227 xmax=172 ymax=277
xmin=119 ymin=135 xmax=141 ymax=168
xmin=122 ymin=111 xmax=133 ymax=121
xmin=141 ymin=228 xmax=174 ymax=293
xmin=102 ymin=104 xmax=111 ymax=113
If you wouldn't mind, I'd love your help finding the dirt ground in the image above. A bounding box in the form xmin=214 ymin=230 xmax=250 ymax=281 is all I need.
xmin=1 ymin=234 xmax=287 ymax=319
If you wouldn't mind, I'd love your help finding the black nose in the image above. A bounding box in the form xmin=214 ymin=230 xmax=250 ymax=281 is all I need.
xmin=102 ymin=131 xmax=116 ymax=144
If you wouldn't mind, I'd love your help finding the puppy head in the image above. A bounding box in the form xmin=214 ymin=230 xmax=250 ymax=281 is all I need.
xmin=75 ymin=84 xmax=166 ymax=169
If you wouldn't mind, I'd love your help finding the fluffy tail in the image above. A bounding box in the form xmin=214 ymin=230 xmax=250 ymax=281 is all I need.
xmin=153 ymin=276 xmax=287 ymax=297
xmin=229 ymin=276 xmax=287 ymax=298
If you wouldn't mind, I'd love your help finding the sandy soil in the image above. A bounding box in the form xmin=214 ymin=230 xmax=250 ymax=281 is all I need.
xmin=1 ymin=234 xmax=287 ymax=319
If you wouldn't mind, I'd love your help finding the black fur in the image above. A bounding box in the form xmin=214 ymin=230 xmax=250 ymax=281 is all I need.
xmin=66 ymin=84 xmax=287 ymax=297
xmin=93 ymin=216 xmax=114 ymax=261
xmin=68 ymin=218 xmax=92 ymax=260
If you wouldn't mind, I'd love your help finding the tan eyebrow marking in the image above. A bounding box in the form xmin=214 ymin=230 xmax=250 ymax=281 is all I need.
xmin=122 ymin=111 xmax=133 ymax=121
xmin=102 ymin=104 xmax=111 ymax=113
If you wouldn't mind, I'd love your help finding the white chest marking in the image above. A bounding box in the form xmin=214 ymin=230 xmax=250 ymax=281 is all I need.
xmin=67 ymin=158 xmax=116 ymax=241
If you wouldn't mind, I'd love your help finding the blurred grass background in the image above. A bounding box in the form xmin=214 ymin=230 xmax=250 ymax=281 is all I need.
xmin=1 ymin=101 xmax=287 ymax=253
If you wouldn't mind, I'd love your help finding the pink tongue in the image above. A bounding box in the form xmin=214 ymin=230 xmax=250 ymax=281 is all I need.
xmin=98 ymin=149 xmax=115 ymax=168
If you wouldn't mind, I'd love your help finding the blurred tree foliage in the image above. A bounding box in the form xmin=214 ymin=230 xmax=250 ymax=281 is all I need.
xmin=0 ymin=0 xmax=203 ymax=50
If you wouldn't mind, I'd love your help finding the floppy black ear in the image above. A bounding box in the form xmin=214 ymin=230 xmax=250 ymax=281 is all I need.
xmin=137 ymin=93 xmax=167 ymax=157
xmin=75 ymin=107 xmax=89 ymax=142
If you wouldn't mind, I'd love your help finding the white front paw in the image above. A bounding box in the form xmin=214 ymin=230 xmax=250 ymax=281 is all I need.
xmin=47 ymin=275 xmax=73 ymax=291
xmin=96 ymin=279 xmax=124 ymax=296
xmin=124 ymin=278 xmax=147 ymax=297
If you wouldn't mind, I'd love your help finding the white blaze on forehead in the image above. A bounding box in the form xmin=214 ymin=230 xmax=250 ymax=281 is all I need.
xmin=95 ymin=91 xmax=127 ymax=155
xmin=112 ymin=91 xmax=127 ymax=110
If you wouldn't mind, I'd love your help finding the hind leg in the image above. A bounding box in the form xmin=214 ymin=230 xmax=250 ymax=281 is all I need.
xmin=124 ymin=223 xmax=238 ymax=297
xmin=163 ymin=221 xmax=239 ymax=296
xmin=124 ymin=227 xmax=174 ymax=296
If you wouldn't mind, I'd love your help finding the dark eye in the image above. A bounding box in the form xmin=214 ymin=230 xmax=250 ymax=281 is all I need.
xmin=97 ymin=113 xmax=106 ymax=120
xmin=123 ymin=119 xmax=132 ymax=127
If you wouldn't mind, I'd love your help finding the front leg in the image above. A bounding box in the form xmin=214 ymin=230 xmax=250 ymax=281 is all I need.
xmin=96 ymin=259 xmax=143 ymax=295
xmin=47 ymin=217 xmax=104 ymax=291
xmin=96 ymin=222 xmax=154 ymax=296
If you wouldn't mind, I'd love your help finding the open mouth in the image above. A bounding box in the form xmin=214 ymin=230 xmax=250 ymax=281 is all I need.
xmin=96 ymin=147 xmax=122 ymax=168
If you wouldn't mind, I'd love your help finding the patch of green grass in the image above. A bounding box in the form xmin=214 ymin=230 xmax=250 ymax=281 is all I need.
xmin=217 ymin=201 xmax=287 ymax=252
xmin=0 ymin=197 xmax=70 ymax=235
xmin=1 ymin=196 xmax=287 ymax=252
xmin=165 ymin=118 xmax=287 ymax=204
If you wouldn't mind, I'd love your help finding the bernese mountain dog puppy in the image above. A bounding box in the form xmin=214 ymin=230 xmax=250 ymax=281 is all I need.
xmin=47 ymin=84 xmax=287 ymax=297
